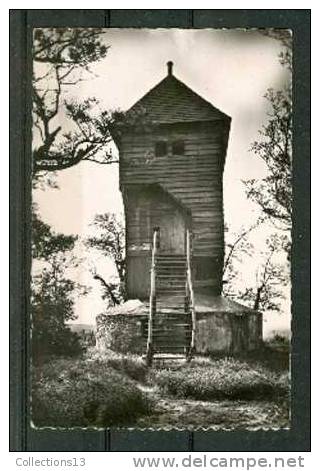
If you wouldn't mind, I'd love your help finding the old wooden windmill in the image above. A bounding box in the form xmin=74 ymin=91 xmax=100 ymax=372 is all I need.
xmin=110 ymin=62 xmax=262 ymax=364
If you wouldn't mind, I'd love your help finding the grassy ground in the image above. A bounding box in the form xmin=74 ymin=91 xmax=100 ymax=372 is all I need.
xmin=32 ymin=345 xmax=290 ymax=429
xmin=137 ymin=353 xmax=289 ymax=429
xmin=32 ymin=355 xmax=151 ymax=428
xmin=136 ymin=394 xmax=289 ymax=429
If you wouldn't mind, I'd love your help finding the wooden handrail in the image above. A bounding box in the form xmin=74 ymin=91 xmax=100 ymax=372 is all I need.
xmin=146 ymin=228 xmax=159 ymax=366
xmin=186 ymin=228 xmax=196 ymax=360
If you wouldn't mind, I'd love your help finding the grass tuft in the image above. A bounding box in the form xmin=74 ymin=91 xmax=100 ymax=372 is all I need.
xmin=32 ymin=357 xmax=151 ymax=428
xmin=151 ymin=357 xmax=289 ymax=401
xmin=88 ymin=349 xmax=148 ymax=383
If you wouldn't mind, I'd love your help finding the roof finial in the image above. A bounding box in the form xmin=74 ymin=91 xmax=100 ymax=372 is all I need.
xmin=167 ymin=61 xmax=173 ymax=76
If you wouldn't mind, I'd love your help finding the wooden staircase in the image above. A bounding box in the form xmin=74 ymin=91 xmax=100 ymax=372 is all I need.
xmin=145 ymin=230 xmax=196 ymax=365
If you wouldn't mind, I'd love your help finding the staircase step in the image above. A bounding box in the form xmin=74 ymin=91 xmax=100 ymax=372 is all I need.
xmin=154 ymin=348 xmax=189 ymax=352
xmin=148 ymin=326 xmax=190 ymax=331
xmin=144 ymin=324 xmax=191 ymax=329
xmin=146 ymin=310 xmax=188 ymax=315
xmin=157 ymin=301 xmax=187 ymax=314
xmin=143 ymin=324 xmax=191 ymax=329
xmin=144 ymin=354 xmax=187 ymax=360
xmin=150 ymin=327 xmax=191 ymax=331
xmin=157 ymin=280 xmax=185 ymax=285
xmin=157 ymin=286 xmax=186 ymax=290
xmin=144 ymin=247 xmax=194 ymax=359
xmin=153 ymin=326 xmax=191 ymax=329
xmin=157 ymin=268 xmax=186 ymax=273
xmin=154 ymin=347 xmax=190 ymax=351
xmin=151 ymin=321 xmax=191 ymax=325
xmin=153 ymin=344 xmax=189 ymax=349
xmin=150 ymin=320 xmax=191 ymax=323
xmin=146 ymin=314 xmax=189 ymax=318
xmin=157 ymin=278 xmax=185 ymax=282
xmin=145 ymin=329 xmax=190 ymax=334
xmin=155 ymin=311 xmax=188 ymax=314
xmin=151 ymin=332 xmax=191 ymax=336
xmin=156 ymin=262 xmax=186 ymax=265
xmin=157 ymin=288 xmax=186 ymax=291
xmin=153 ymin=341 xmax=189 ymax=344
xmin=152 ymin=321 xmax=191 ymax=325
xmin=156 ymin=256 xmax=186 ymax=259
xmin=158 ymin=286 xmax=186 ymax=290
xmin=156 ymin=296 xmax=186 ymax=301
xmin=158 ymin=282 xmax=186 ymax=286
xmin=143 ymin=329 xmax=190 ymax=333
xmin=154 ymin=313 xmax=190 ymax=317
xmin=148 ymin=338 xmax=191 ymax=342
xmin=157 ymin=257 xmax=186 ymax=261
xmin=153 ymin=317 xmax=191 ymax=326
xmin=156 ymin=260 xmax=186 ymax=265
xmin=145 ymin=359 xmax=187 ymax=362
xmin=158 ymin=289 xmax=186 ymax=294
xmin=157 ymin=273 xmax=187 ymax=280
xmin=156 ymin=254 xmax=186 ymax=257
xmin=156 ymin=310 xmax=187 ymax=314
xmin=153 ymin=338 xmax=189 ymax=342
xmin=157 ymin=276 xmax=185 ymax=280
xmin=157 ymin=265 xmax=186 ymax=269
xmin=153 ymin=339 xmax=189 ymax=343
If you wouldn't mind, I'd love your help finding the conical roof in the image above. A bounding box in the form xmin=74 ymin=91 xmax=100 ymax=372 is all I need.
xmin=126 ymin=63 xmax=229 ymax=125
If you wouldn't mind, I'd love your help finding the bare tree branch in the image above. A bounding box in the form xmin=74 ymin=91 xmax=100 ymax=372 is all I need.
xmin=223 ymin=219 xmax=264 ymax=276
xmin=244 ymin=84 xmax=292 ymax=232
xmin=32 ymin=28 xmax=113 ymax=174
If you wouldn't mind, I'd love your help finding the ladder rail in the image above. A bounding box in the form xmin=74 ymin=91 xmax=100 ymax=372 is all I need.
xmin=186 ymin=228 xmax=196 ymax=360
xmin=146 ymin=228 xmax=159 ymax=366
xmin=146 ymin=228 xmax=196 ymax=364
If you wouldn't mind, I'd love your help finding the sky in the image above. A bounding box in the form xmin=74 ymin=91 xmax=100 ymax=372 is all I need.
xmin=33 ymin=29 xmax=291 ymax=336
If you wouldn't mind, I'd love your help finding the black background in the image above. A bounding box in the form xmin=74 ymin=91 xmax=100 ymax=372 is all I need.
xmin=10 ymin=9 xmax=311 ymax=451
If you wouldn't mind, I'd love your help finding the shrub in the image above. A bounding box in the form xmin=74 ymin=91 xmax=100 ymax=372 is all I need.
xmin=32 ymin=357 xmax=151 ymax=428
xmin=32 ymin=324 xmax=84 ymax=361
xmin=152 ymin=358 xmax=289 ymax=401
xmin=88 ymin=350 xmax=148 ymax=383
xmin=265 ymin=334 xmax=290 ymax=348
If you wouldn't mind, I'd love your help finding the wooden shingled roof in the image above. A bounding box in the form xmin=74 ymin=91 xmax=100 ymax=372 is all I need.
xmin=126 ymin=62 xmax=229 ymax=125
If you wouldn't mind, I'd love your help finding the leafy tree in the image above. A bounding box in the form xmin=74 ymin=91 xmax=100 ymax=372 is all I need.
xmin=32 ymin=259 xmax=84 ymax=358
xmin=224 ymin=227 xmax=289 ymax=313
xmin=223 ymin=219 xmax=264 ymax=296
xmin=244 ymin=33 xmax=292 ymax=231
xmin=33 ymin=28 xmax=121 ymax=172
xmin=32 ymin=209 xmax=76 ymax=259
xmin=87 ymin=213 xmax=125 ymax=282
xmin=91 ymin=269 xmax=122 ymax=307
xmin=224 ymin=32 xmax=292 ymax=314
xmin=31 ymin=210 xmax=86 ymax=358
xmin=239 ymin=234 xmax=289 ymax=311
xmin=86 ymin=213 xmax=126 ymax=304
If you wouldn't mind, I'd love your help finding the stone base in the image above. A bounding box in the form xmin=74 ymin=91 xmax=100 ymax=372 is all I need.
xmin=95 ymin=295 xmax=262 ymax=356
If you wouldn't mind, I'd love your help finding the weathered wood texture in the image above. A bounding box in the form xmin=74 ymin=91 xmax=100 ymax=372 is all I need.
xmin=126 ymin=255 xmax=151 ymax=299
xmin=146 ymin=228 xmax=158 ymax=365
xmin=120 ymin=122 xmax=230 ymax=297
xmin=125 ymin=185 xmax=188 ymax=251
xmin=124 ymin=186 xmax=188 ymax=298
xmin=120 ymin=124 xmax=227 ymax=256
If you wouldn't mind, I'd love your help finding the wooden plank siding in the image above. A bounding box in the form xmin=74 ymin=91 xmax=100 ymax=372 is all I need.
xmin=118 ymin=122 xmax=230 ymax=297
xmin=120 ymin=123 xmax=227 ymax=256
xmin=124 ymin=186 xmax=188 ymax=249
